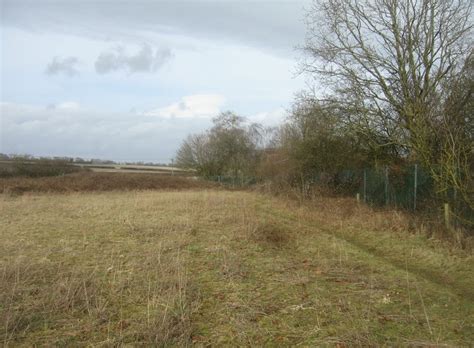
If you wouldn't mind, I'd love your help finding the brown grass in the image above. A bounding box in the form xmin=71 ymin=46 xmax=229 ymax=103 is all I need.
xmin=256 ymin=182 xmax=474 ymax=247
xmin=249 ymin=220 xmax=292 ymax=248
xmin=0 ymin=171 xmax=217 ymax=194
xmin=1 ymin=191 xmax=200 ymax=345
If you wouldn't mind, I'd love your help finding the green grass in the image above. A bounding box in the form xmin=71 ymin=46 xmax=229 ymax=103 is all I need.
xmin=1 ymin=190 xmax=473 ymax=345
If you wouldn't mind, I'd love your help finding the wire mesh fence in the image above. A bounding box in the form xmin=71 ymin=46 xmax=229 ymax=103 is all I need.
xmin=317 ymin=165 xmax=434 ymax=211
xmin=205 ymin=164 xmax=473 ymax=233
xmin=311 ymin=165 xmax=472 ymax=230
xmin=207 ymin=175 xmax=258 ymax=187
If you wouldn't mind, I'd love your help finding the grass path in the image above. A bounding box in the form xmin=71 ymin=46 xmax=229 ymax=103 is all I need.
xmin=186 ymin=192 xmax=474 ymax=346
xmin=1 ymin=190 xmax=473 ymax=345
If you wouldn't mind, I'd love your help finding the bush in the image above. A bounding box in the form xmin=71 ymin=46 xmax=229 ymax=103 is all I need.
xmin=0 ymin=172 xmax=217 ymax=194
xmin=0 ymin=160 xmax=83 ymax=178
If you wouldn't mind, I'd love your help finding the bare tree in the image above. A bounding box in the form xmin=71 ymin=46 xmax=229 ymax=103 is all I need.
xmin=175 ymin=111 xmax=263 ymax=177
xmin=175 ymin=133 xmax=214 ymax=174
xmin=434 ymin=50 xmax=474 ymax=212
xmin=303 ymin=0 xmax=472 ymax=158
xmin=302 ymin=0 xmax=473 ymax=214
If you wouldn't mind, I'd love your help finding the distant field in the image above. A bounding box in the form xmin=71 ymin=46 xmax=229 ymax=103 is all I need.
xmin=0 ymin=172 xmax=212 ymax=194
xmin=77 ymin=163 xmax=190 ymax=175
xmin=1 ymin=184 xmax=473 ymax=345
xmin=0 ymin=160 xmax=190 ymax=176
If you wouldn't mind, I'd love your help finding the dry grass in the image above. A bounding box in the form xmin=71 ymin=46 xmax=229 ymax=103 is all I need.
xmin=262 ymin=194 xmax=474 ymax=299
xmin=249 ymin=220 xmax=292 ymax=248
xmin=1 ymin=189 xmax=473 ymax=345
xmin=257 ymin=182 xmax=474 ymax=247
xmin=0 ymin=191 xmax=200 ymax=345
xmin=0 ymin=171 xmax=216 ymax=194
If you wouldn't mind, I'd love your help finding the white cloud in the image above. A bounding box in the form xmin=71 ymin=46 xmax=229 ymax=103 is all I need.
xmin=145 ymin=94 xmax=226 ymax=119
xmin=0 ymin=100 xmax=291 ymax=161
xmin=95 ymin=44 xmax=172 ymax=74
xmin=54 ymin=101 xmax=81 ymax=110
xmin=0 ymin=101 xmax=212 ymax=161
xmin=249 ymin=107 xmax=287 ymax=126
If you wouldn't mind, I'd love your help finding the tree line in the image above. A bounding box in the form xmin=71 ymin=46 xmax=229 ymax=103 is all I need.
xmin=176 ymin=0 xmax=473 ymax=226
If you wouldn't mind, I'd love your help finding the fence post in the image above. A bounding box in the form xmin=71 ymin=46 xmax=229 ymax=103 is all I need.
xmin=413 ymin=164 xmax=418 ymax=211
xmin=356 ymin=193 xmax=360 ymax=205
xmin=444 ymin=203 xmax=451 ymax=230
xmin=384 ymin=166 xmax=389 ymax=205
xmin=363 ymin=169 xmax=367 ymax=203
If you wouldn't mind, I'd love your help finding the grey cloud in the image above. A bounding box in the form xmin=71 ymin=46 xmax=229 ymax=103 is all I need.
xmin=2 ymin=0 xmax=310 ymax=57
xmin=95 ymin=44 xmax=172 ymax=74
xmin=45 ymin=56 xmax=80 ymax=76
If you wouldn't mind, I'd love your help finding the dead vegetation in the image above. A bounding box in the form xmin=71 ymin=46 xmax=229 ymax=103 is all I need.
xmin=249 ymin=220 xmax=292 ymax=248
xmin=1 ymin=191 xmax=200 ymax=345
xmin=256 ymin=182 xmax=474 ymax=249
xmin=0 ymin=159 xmax=85 ymax=178
xmin=0 ymin=171 xmax=216 ymax=194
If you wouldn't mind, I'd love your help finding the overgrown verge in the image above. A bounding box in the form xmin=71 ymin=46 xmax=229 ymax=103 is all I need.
xmin=255 ymin=179 xmax=474 ymax=247
xmin=184 ymin=191 xmax=474 ymax=345
xmin=256 ymin=193 xmax=474 ymax=296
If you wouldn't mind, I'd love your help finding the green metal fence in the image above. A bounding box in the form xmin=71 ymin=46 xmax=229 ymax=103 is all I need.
xmin=357 ymin=165 xmax=433 ymax=211
xmin=311 ymin=164 xmax=473 ymax=231
xmin=205 ymin=164 xmax=473 ymax=232
xmin=207 ymin=175 xmax=257 ymax=187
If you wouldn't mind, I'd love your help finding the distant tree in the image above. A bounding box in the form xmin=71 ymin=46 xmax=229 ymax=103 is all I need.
xmin=267 ymin=96 xmax=375 ymax=191
xmin=208 ymin=111 xmax=263 ymax=176
xmin=175 ymin=111 xmax=263 ymax=177
xmin=175 ymin=133 xmax=218 ymax=176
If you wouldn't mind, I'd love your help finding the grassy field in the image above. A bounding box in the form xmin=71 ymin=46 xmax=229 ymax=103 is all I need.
xmin=1 ymin=187 xmax=473 ymax=345
xmin=76 ymin=163 xmax=189 ymax=175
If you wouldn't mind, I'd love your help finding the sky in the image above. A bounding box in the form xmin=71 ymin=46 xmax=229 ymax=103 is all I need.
xmin=1 ymin=0 xmax=309 ymax=162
